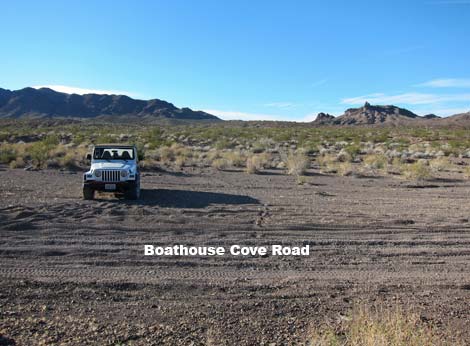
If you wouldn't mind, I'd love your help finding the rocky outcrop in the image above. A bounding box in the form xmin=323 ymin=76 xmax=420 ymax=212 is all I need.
xmin=312 ymin=112 xmax=335 ymax=125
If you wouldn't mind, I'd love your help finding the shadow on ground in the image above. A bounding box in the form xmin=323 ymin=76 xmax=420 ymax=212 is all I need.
xmin=128 ymin=189 xmax=260 ymax=208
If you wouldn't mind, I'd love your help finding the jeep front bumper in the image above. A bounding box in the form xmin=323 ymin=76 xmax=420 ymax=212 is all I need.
xmin=83 ymin=180 xmax=138 ymax=193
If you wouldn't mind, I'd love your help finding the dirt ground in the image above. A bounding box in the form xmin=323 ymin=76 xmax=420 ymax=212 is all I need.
xmin=1 ymin=166 xmax=470 ymax=345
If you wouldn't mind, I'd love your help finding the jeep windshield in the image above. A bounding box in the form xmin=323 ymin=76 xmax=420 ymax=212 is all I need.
xmin=93 ymin=147 xmax=134 ymax=161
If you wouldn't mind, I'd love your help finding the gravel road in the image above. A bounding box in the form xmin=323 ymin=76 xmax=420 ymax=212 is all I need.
xmin=1 ymin=167 xmax=470 ymax=345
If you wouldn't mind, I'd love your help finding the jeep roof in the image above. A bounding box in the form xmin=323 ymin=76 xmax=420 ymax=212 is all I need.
xmin=93 ymin=144 xmax=136 ymax=148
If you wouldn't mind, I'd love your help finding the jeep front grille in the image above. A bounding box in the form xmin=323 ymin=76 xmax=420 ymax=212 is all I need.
xmin=102 ymin=170 xmax=120 ymax=182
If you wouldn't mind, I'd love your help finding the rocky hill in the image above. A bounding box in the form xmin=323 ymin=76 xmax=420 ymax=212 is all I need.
xmin=335 ymin=102 xmax=423 ymax=125
xmin=0 ymin=87 xmax=220 ymax=121
xmin=439 ymin=111 xmax=470 ymax=126
xmin=312 ymin=102 xmax=428 ymax=125
xmin=312 ymin=112 xmax=335 ymax=125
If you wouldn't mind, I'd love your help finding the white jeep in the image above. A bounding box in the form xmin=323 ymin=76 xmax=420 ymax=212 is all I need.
xmin=83 ymin=144 xmax=140 ymax=200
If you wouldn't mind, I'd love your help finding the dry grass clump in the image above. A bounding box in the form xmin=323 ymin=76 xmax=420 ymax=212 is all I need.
xmin=222 ymin=150 xmax=247 ymax=168
xmin=139 ymin=158 xmax=159 ymax=170
xmin=317 ymin=154 xmax=338 ymax=173
xmin=0 ymin=143 xmax=18 ymax=164
xmin=286 ymin=152 xmax=310 ymax=176
xmin=309 ymin=304 xmax=463 ymax=346
xmin=464 ymin=166 xmax=470 ymax=179
xmin=3 ymin=140 xmax=89 ymax=170
xmin=336 ymin=162 xmax=353 ymax=176
xmin=336 ymin=149 xmax=352 ymax=163
xmin=212 ymin=158 xmax=231 ymax=171
xmin=245 ymin=153 xmax=270 ymax=174
xmin=9 ymin=156 xmax=26 ymax=169
xmin=401 ymin=161 xmax=432 ymax=181
xmin=174 ymin=156 xmax=186 ymax=168
xmin=429 ymin=157 xmax=452 ymax=172
xmin=154 ymin=144 xmax=193 ymax=167
xmin=363 ymin=154 xmax=388 ymax=174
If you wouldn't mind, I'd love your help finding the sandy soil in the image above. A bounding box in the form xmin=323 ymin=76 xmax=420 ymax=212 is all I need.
xmin=1 ymin=166 xmax=470 ymax=345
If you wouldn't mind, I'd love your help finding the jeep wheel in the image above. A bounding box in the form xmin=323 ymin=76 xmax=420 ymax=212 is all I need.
xmin=83 ymin=187 xmax=95 ymax=200
xmin=125 ymin=183 xmax=140 ymax=200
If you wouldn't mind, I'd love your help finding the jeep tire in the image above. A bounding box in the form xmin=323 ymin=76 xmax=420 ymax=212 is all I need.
xmin=125 ymin=179 xmax=141 ymax=200
xmin=83 ymin=187 xmax=95 ymax=200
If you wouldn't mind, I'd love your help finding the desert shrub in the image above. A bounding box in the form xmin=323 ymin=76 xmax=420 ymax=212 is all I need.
xmin=286 ymin=152 xmax=309 ymax=176
xmin=464 ymin=166 xmax=470 ymax=179
xmin=258 ymin=152 xmax=272 ymax=168
xmin=343 ymin=143 xmax=361 ymax=159
xmin=386 ymin=157 xmax=405 ymax=175
xmin=296 ymin=175 xmax=308 ymax=185
xmin=336 ymin=162 xmax=353 ymax=176
xmin=212 ymin=158 xmax=230 ymax=170
xmin=174 ymin=156 xmax=185 ymax=168
xmin=429 ymin=157 xmax=451 ymax=172
xmin=363 ymin=154 xmax=388 ymax=173
xmin=42 ymin=134 xmax=60 ymax=147
xmin=309 ymin=304 xmax=463 ymax=346
xmin=142 ymin=127 xmax=165 ymax=149
xmin=245 ymin=157 xmax=259 ymax=174
xmin=336 ymin=149 xmax=352 ymax=163
xmin=245 ymin=154 xmax=269 ymax=174
xmin=9 ymin=157 xmax=26 ymax=169
xmin=133 ymin=142 xmax=146 ymax=161
xmin=222 ymin=150 xmax=246 ymax=167
xmin=317 ymin=154 xmax=337 ymax=173
xmin=392 ymin=157 xmax=403 ymax=166
xmin=215 ymin=138 xmax=233 ymax=150
xmin=59 ymin=152 xmax=79 ymax=170
xmin=155 ymin=144 xmax=191 ymax=165
xmin=27 ymin=142 xmax=49 ymax=168
xmin=252 ymin=137 xmax=275 ymax=153
xmin=402 ymin=161 xmax=432 ymax=181
xmin=95 ymin=133 xmax=116 ymax=144
xmin=206 ymin=149 xmax=222 ymax=162
xmin=156 ymin=146 xmax=174 ymax=163
xmin=139 ymin=158 xmax=159 ymax=170
xmin=49 ymin=144 xmax=67 ymax=159
xmin=0 ymin=144 xmax=16 ymax=164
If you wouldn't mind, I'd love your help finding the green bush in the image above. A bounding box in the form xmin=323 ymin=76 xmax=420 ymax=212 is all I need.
xmin=27 ymin=142 xmax=49 ymax=168
xmin=0 ymin=145 xmax=16 ymax=164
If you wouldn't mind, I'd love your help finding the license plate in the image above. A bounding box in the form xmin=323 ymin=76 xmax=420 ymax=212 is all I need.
xmin=105 ymin=184 xmax=116 ymax=190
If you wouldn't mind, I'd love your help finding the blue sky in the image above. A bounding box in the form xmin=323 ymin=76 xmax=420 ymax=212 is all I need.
xmin=1 ymin=0 xmax=469 ymax=121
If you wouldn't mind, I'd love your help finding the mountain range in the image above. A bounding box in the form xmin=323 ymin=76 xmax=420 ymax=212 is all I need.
xmin=0 ymin=87 xmax=220 ymax=121
xmin=1 ymin=87 xmax=469 ymax=126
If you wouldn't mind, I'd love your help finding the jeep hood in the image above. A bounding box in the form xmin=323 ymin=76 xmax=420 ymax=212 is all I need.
xmin=92 ymin=162 xmax=135 ymax=171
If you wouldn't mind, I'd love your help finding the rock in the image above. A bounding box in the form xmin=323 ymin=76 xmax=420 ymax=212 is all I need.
xmin=312 ymin=112 xmax=335 ymax=125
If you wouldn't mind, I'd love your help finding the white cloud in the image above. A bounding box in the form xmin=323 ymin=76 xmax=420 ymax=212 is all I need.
xmin=341 ymin=92 xmax=470 ymax=105
xmin=203 ymin=109 xmax=285 ymax=121
xmin=33 ymin=84 xmax=136 ymax=97
xmin=416 ymin=78 xmax=470 ymax=88
xmin=263 ymin=102 xmax=295 ymax=109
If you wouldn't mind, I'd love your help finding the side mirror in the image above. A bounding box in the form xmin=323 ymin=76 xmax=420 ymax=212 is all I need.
xmin=86 ymin=153 xmax=92 ymax=162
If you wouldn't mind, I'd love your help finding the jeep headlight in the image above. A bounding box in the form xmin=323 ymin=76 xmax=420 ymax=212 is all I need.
xmin=94 ymin=169 xmax=102 ymax=177
xmin=121 ymin=170 xmax=128 ymax=178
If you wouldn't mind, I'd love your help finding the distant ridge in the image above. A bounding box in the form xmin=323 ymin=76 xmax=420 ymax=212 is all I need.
xmin=310 ymin=103 xmax=470 ymax=126
xmin=439 ymin=111 xmax=470 ymax=126
xmin=0 ymin=87 xmax=220 ymax=121
xmin=331 ymin=102 xmax=422 ymax=125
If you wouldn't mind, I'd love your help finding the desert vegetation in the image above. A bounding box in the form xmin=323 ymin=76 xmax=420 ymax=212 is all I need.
xmin=309 ymin=304 xmax=464 ymax=346
xmin=2 ymin=119 xmax=470 ymax=182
